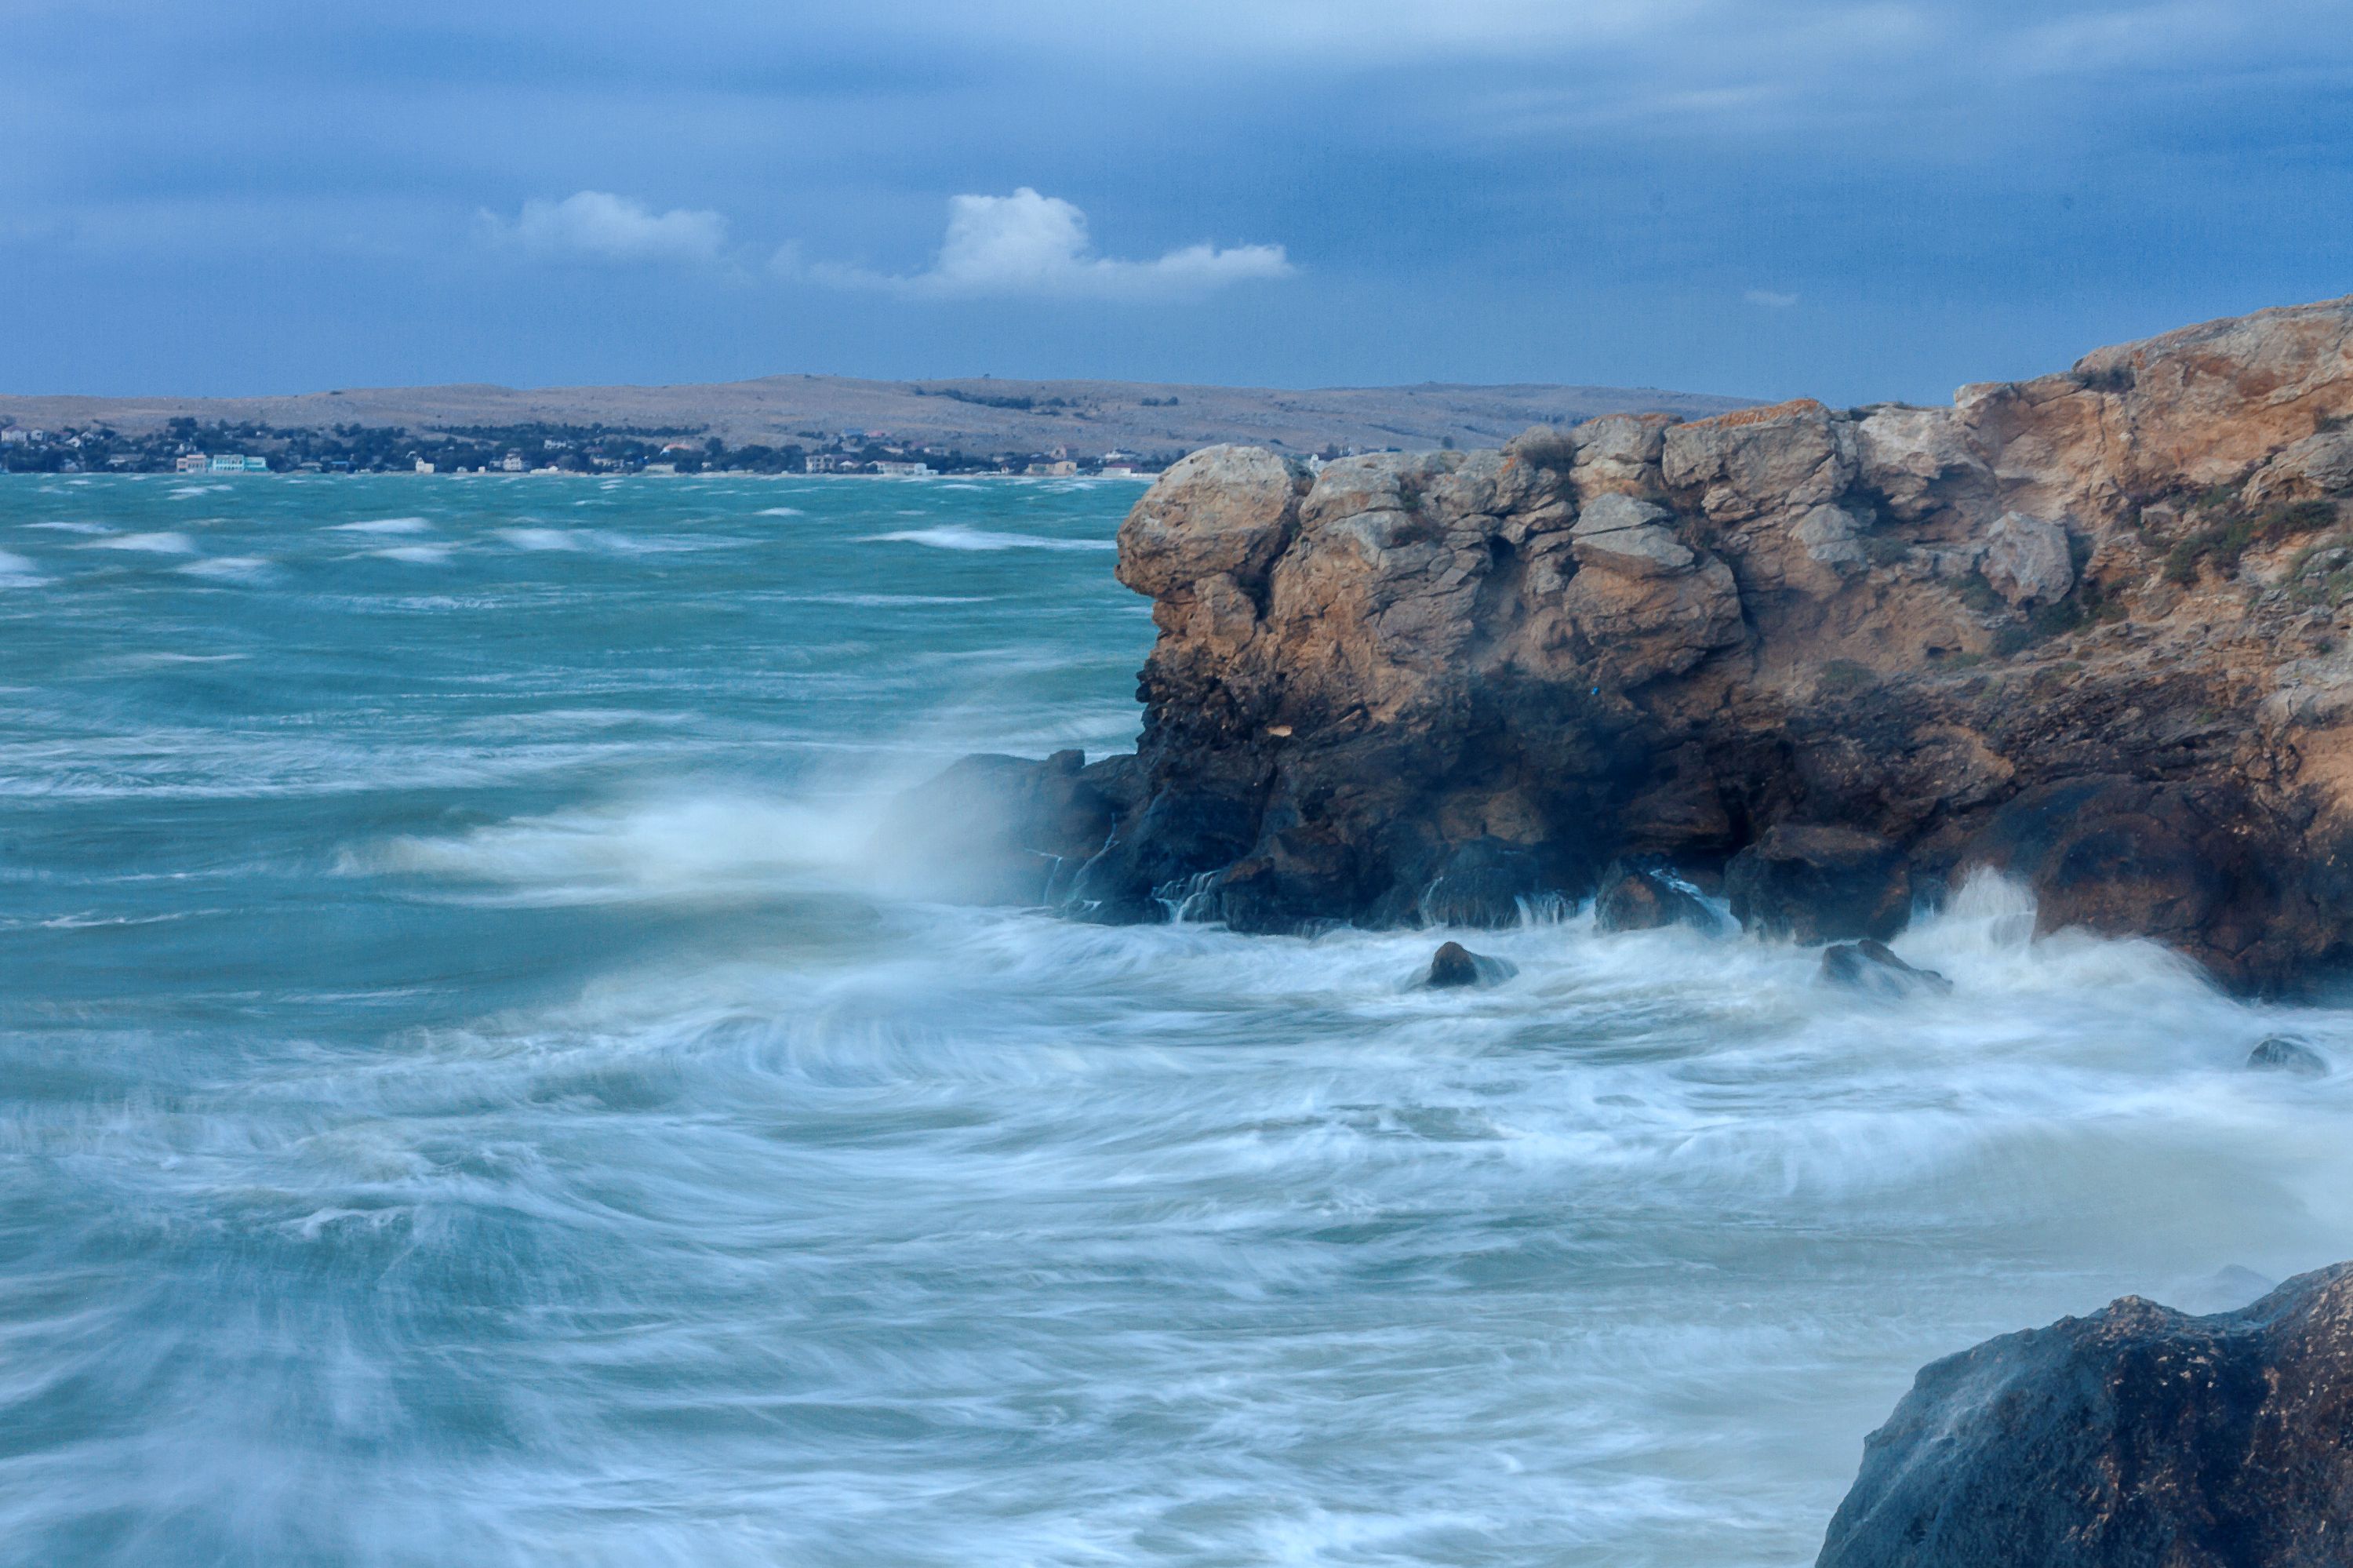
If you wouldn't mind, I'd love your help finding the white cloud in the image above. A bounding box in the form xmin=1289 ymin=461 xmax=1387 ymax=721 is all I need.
xmin=1744 ymin=289 xmax=1800 ymax=308
xmin=795 ymin=187 xmax=1293 ymax=301
xmin=489 ymin=191 xmax=727 ymax=264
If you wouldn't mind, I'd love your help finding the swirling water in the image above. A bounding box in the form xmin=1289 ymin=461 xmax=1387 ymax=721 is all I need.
xmin=0 ymin=472 xmax=2348 ymax=1567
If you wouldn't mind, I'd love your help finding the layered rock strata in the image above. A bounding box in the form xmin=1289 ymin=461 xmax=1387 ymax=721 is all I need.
xmin=1016 ymin=297 xmax=2353 ymax=992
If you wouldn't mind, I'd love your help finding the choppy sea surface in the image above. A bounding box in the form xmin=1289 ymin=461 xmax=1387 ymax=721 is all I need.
xmin=1 ymin=471 xmax=2348 ymax=1566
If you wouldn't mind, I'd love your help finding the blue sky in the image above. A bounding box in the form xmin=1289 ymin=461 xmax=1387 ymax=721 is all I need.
xmin=5 ymin=0 xmax=2350 ymax=403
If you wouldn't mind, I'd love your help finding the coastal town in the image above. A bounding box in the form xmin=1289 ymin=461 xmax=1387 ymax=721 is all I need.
xmin=0 ymin=417 xmax=1195 ymax=478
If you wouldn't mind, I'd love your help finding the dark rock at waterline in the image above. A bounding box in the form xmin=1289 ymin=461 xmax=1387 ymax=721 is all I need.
xmin=1820 ymin=939 xmax=1951 ymax=998
xmin=1593 ymin=863 xmax=1722 ymax=933
xmin=1817 ymin=1261 xmax=2353 ymax=1568
xmin=1424 ymin=940 xmax=1517 ymax=988
xmin=1726 ymin=825 xmax=1911 ymax=944
xmin=1960 ymin=776 xmax=2290 ymax=992
xmin=2248 ymin=1035 xmax=2328 ymax=1075
xmin=1409 ymin=838 xmax=1550 ymax=928
xmin=882 ymin=749 xmax=1141 ymax=905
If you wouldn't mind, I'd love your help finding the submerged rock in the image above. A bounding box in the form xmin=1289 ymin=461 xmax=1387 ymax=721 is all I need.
xmin=1819 ymin=939 xmax=1951 ymax=997
xmin=1592 ymin=864 xmax=1722 ymax=933
xmin=1818 ymin=1261 xmax=2353 ymax=1568
xmin=2248 ymin=1035 xmax=2329 ymax=1075
xmin=1424 ymin=940 xmax=1516 ymax=989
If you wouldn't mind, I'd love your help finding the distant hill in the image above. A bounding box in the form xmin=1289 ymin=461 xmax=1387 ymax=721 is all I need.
xmin=0 ymin=374 xmax=1753 ymax=460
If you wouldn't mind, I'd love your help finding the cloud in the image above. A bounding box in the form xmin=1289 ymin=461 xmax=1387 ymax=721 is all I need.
xmin=795 ymin=187 xmax=1293 ymax=300
xmin=1744 ymin=289 xmax=1800 ymax=308
xmin=488 ymin=191 xmax=727 ymax=264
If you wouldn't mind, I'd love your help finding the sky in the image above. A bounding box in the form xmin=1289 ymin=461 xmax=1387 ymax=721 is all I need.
xmin=4 ymin=0 xmax=2351 ymax=406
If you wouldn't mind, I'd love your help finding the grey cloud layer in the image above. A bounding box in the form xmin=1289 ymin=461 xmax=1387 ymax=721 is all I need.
xmin=2 ymin=1 xmax=2348 ymax=397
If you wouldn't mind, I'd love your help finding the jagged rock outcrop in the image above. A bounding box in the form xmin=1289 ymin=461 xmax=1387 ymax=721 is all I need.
xmin=1817 ymin=1262 xmax=2353 ymax=1568
xmin=925 ymin=297 xmax=2353 ymax=991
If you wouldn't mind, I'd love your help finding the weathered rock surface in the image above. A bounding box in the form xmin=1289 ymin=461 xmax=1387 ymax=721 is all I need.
xmin=1817 ymin=1261 xmax=2353 ymax=1568
xmin=1820 ymin=939 xmax=1952 ymax=997
xmin=930 ymin=297 xmax=2353 ymax=991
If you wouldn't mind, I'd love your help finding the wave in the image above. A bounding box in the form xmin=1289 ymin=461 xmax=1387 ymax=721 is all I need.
xmin=329 ymin=518 xmax=435 ymax=534
xmin=496 ymin=527 xmax=589 ymax=551
xmin=0 ymin=549 xmax=47 ymax=586
xmin=78 ymin=531 xmax=198 ymax=555
xmin=176 ymin=556 xmax=276 ymax=582
xmin=351 ymin=791 xmax=878 ymax=904
xmin=863 ymin=525 xmax=1116 ymax=552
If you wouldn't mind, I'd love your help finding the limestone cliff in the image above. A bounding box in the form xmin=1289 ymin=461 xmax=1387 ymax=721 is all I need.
xmin=968 ymin=297 xmax=2353 ymax=992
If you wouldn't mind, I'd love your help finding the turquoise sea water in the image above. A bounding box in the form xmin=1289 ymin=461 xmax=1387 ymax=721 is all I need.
xmin=2 ymin=472 xmax=2348 ymax=1566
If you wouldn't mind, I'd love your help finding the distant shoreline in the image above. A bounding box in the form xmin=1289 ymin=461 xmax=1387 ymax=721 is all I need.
xmin=0 ymin=373 xmax=1753 ymax=479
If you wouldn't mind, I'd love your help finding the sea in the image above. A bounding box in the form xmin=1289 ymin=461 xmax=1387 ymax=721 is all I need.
xmin=1 ymin=471 xmax=2348 ymax=1566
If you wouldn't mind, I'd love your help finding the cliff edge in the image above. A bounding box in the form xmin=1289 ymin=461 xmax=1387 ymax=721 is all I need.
xmin=941 ymin=297 xmax=2353 ymax=993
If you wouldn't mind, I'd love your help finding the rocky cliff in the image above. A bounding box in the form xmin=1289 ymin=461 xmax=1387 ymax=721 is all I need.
xmin=983 ymin=297 xmax=2353 ymax=993
xmin=1817 ymin=1263 xmax=2353 ymax=1567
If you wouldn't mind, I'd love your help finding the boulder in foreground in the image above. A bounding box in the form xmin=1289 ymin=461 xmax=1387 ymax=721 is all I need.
xmin=1818 ymin=1261 xmax=2353 ymax=1568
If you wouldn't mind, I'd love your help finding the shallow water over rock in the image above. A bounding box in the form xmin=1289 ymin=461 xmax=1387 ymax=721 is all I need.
xmin=1 ymin=474 xmax=2348 ymax=1566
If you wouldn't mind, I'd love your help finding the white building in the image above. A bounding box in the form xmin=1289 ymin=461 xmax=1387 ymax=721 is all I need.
xmin=176 ymin=453 xmax=209 ymax=473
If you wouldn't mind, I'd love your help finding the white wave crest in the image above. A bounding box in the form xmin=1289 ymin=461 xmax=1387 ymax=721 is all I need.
xmin=863 ymin=525 xmax=1115 ymax=551
xmin=329 ymin=518 xmax=435 ymax=534
xmin=80 ymin=531 xmax=198 ymax=555
xmin=177 ymin=556 xmax=275 ymax=582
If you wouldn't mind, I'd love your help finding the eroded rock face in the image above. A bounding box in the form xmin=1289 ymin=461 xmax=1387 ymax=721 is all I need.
xmin=943 ymin=296 xmax=2353 ymax=991
xmin=1817 ymin=1262 xmax=2353 ymax=1568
